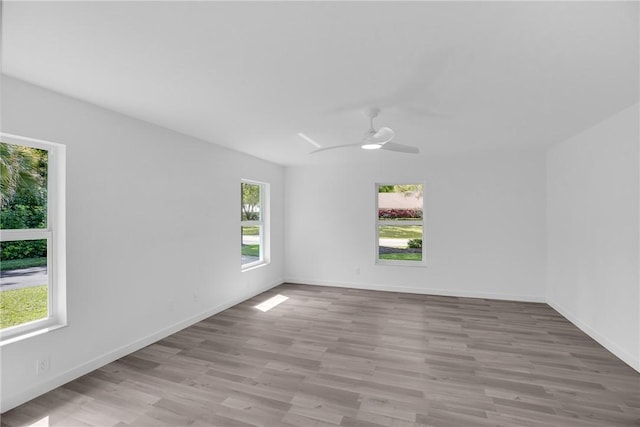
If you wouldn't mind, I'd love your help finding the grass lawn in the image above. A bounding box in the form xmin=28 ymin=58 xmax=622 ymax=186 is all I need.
xmin=379 ymin=225 xmax=422 ymax=239
xmin=379 ymin=253 xmax=422 ymax=261
xmin=0 ymin=257 xmax=47 ymax=271
xmin=0 ymin=285 xmax=48 ymax=329
xmin=242 ymin=226 xmax=259 ymax=235
xmin=241 ymin=244 xmax=260 ymax=257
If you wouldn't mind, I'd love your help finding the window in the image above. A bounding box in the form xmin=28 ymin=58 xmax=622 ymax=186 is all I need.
xmin=0 ymin=133 xmax=66 ymax=343
xmin=241 ymin=180 xmax=268 ymax=269
xmin=376 ymin=183 xmax=425 ymax=265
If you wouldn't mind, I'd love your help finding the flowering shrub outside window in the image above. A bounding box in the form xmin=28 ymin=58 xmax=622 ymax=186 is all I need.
xmin=376 ymin=183 xmax=425 ymax=265
xmin=378 ymin=208 xmax=423 ymax=220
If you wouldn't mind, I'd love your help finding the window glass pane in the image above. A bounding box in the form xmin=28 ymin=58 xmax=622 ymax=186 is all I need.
xmin=241 ymin=226 xmax=261 ymax=265
xmin=0 ymin=239 xmax=49 ymax=329
xmin=378 ymin=225 xmax=422 ymax=262
xmin=0 ymin=142 xmax=48 ymax=230
xmin=241 ymin=183 xmax=261 ymax=221
xmin=378 ymin=184 xmax=423 ymax=221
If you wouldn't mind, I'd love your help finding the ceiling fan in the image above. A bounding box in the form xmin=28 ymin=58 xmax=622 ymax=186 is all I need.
xmin=309 ymin=108 xmax=420 ymax=155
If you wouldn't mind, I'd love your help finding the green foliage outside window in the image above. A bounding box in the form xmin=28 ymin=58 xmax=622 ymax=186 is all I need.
xmin=241 ymin=182 xmax=261 ymax=221
xmin=0 ymin=142 xmax=48 ymax=261
xmin=378 ymin=184 xmax=423 ymax=197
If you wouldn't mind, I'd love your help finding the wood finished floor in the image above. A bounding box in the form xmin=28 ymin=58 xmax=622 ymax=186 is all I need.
xmin=2 ymin=284 xmax=639 ymax=427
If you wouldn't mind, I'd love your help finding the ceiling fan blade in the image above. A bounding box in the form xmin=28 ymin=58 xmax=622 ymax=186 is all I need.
xmin=368 ymin=127 xmax=395 ymax=144
xmin=380 ymin=142 xmax=420 ymax=154
xmin=310 ymin=143 xmax=362 ymax=154
xmin=297 ymin=132 xmax=323 ymax=148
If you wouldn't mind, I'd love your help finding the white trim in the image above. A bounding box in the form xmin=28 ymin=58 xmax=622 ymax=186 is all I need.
xmin=0 ymin=133 xmax=67 ymax=343
xmin=0 ymin=133 xmax=64 ymax=151
xmin=547 ymin=297 xmax=640 ymax=373
xmin=4 ymin=276 xmax=635 ymax=411
xmin=0 ymin=322 xmax=67 ymax=347
xmin=0 ymin=278 xmax=285 ymax=413
xmin=284 ymin=279 xmax=638 ymax=372
xmin=373 ymin=258 xmax=427 ymax=268
xmin=241 ymin=258 xmax=268 ymax=271
xmin=284 ymin=278 xmax=546 ymax=303
xmin=241 ymin=179 xmax=270 ymax=271
xmin=0 ymin=239 xmax=57 ymax=343
xmin=0 ymin=229 xmax=51 ymax=241
xmin=375 ymin=183 xmax=426 ymax=267
xmin=241 ymin=262 xmax=269 ymax=272
xmin=377 ymin=220 xmax=423 ymax=226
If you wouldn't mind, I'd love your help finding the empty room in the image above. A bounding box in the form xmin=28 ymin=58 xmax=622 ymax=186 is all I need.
xmin=0 ymin=1 xmax=638 ymax=426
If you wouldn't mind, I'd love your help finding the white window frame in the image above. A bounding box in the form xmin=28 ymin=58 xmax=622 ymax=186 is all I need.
xmin=241 ymin=179 xmax=269 ymax=271
xmin=375 ymin=182 xmax=426 ymax=267
xmin=0 ymin=133 xmax=67 ymax=345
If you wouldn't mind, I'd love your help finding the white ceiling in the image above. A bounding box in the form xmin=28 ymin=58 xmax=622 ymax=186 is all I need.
xmin=2 ymin=1 xmax=638 ymax=166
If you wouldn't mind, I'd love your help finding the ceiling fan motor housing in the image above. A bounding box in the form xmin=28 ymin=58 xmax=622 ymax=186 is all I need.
xmin=364 ymin=107 xmax=380 ymax=119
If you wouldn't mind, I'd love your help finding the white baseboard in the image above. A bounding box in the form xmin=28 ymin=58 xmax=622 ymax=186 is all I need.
xmin=1 ymin=279 xmax=283 ymax=413
xmin=5 ymin=279 xmax=636 ymax=412
xmin=288 ymin=279 xmax=638 ymax=372
xmin=547 ymin=298 xmax=640 ymax=373
xmin=284 ymin=277 xmax=546 ymax=303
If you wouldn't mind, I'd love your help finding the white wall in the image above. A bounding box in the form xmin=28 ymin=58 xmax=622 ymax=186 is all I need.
xmin=285 ymin=150 xmax=547 ymax=301
xmin=2 ymin=74 xmax=636 ymax=412
xmin=547 ymin=103 xmax=639 ymax=371
xmin=0 ymin=76 xmax=285 ymax=412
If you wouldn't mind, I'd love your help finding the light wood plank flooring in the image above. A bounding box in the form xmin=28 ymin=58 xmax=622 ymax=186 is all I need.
xmin=2 ymin=284 xmax=639 ymax=426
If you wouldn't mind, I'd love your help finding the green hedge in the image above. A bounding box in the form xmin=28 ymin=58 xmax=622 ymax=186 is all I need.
xmin=1 ymin=240 xmax=47 ymax=261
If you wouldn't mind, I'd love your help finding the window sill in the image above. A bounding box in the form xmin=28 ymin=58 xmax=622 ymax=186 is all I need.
xmin=242 ymin=261 xmax=270 ymax=272
xmin=0 ymin=321 xmax=67 ymax=347
xmin=376 ymin=260 xmax=427 ymax=268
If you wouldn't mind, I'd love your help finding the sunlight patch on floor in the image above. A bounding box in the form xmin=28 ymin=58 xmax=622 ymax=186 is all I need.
xmin=255 ymin=294 xmax=288 ymax=312
xmin=29 ymin=416 xmax=49 ymax=427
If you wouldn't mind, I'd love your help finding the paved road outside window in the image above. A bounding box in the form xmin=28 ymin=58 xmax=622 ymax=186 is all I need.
xmin=0 ymin=267 xmax=48 ymax=291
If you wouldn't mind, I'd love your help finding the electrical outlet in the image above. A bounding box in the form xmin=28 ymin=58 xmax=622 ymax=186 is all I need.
xmin=36 ymin=355 xmax=50 ymax=376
